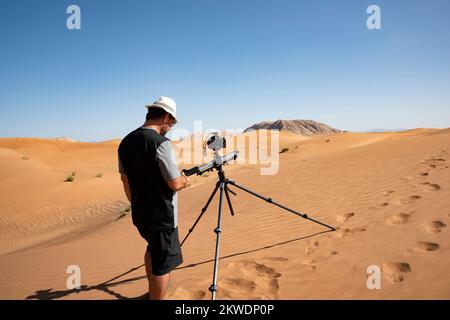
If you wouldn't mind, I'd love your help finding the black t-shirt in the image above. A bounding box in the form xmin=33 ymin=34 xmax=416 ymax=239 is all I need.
xmin=118 ymin=127 xmax=180 ymax=230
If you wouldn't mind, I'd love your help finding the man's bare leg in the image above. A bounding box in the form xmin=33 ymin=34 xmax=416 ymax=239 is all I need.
xmin=145 ymin=251 xmax=170 ymax=300
xmin=150 ymin=273 xmax=170 ymax=300
xmin=144 ymin=251 xmax=152 ymax=299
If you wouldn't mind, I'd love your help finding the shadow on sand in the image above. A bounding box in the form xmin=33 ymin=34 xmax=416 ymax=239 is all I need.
xmin=26 ymin=230 xmax=332 ymax=300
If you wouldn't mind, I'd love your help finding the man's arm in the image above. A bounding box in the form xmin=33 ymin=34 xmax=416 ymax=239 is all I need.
xmin=121 ymin=174 xmax=132 ymax=202
xmin=118 ymin=155 xmax=132 ymax=202
xmin=166 ymin=174 xmax=188 ymax=192
xmin=156 ymin=140 xmax=189 ymax=192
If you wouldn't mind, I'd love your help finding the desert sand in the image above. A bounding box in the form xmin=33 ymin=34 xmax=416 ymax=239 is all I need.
xmin=0 ymin=128 xmax=449 ymax=299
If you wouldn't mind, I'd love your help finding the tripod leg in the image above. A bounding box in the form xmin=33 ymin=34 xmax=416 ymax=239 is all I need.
xmin=209 ymin=181 xmax=225 ymax=300
xmin=227 ymin=179 xmax=336 ymax=231
xmin=180 ymin=182 xmax=220 ymax=247
xmin=224 ymin=185 xmax=235 ymax=216
xmin=227 ymin=187 xmax=237 ymax=196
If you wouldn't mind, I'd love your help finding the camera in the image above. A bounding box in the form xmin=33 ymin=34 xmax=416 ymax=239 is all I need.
xmin=205 ymin=132 xmax=226 ymax=152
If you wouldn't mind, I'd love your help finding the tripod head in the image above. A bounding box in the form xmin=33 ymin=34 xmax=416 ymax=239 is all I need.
xmin=182 ymin=133 xmax=239 ymax=177
xmin=204 ymin=132 xmax=226 ymax=153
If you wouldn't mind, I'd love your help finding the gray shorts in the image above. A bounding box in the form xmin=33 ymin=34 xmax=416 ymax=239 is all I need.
xmin=138 ymin=227 xmax=183 ymax=276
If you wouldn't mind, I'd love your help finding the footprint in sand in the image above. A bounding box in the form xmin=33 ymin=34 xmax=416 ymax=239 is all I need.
xmin=386 ymin=213 xmax=411 ymax=225
xmin=421 ymin=158 xmax=447 ymax=169
xmin=304 ymin=240 xmax=320 ymax=256
xmin=334 ymin=226 xmax=367 ymax=238
xmin=336 ymin=212 xmax=355 ymax=223
xmin=302 ymin=251 xmax=338 ymax=271
xmin=401 ymin=176 xmax=415 ymax=182
xmin=260 ymin=256 xmax=289 ymax=262
xmin=323 ymin=251 xmax=338 ymax=258
xmin=170 ymin=287 xmax=207 ymax=299
xmin=220 ymin=260 xmax=281 ymax=299
xmin=424 ymin=221 xmax=447 ymax=234
xmin=413 ymin=241 xmax=440 ymax=253
xmin=382 ymin=262 xmax=412 ymax=283
xmin=420 ymin=182 xmax=441 ymax=192
xmin=302 ymin=258 xmax=318 ymax=271
xmin=399 ymin=195 xmax=421 ymax=205
xmin=222 ymin=278 xmax=257 ymax=290
xmin=420 ymin=172 xmax=429 ymax=177
xmin=382 ymin=191 xmax=395 ymax=197
xmin=370 ymin=202 xmax=389 ymax=210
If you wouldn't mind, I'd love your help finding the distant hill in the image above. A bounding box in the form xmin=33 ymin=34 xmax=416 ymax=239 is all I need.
xmin=366 ymin=128 xmax=408 ymax=133
xmin=244 ymin=119 xmax=341 ymax=136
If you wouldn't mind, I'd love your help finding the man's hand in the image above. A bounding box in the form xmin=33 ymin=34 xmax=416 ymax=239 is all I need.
xmin=166 ymin=173 xmax=189 ymax=192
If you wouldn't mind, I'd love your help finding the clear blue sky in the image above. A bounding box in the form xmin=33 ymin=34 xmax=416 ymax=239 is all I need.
xmin=1 ymin=0 xmax=449 ymax=141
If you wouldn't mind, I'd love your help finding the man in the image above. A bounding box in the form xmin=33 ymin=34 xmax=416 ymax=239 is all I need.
xmin=118 ymin=96 xmax=188 ymax=300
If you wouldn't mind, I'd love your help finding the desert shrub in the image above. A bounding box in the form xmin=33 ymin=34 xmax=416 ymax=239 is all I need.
xmin=117 ymin=206 xmax=131 ymax=220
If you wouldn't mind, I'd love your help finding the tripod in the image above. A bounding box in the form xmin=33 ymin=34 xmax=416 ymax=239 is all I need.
xmin=180 ymin=164 xmax=336 ymax=300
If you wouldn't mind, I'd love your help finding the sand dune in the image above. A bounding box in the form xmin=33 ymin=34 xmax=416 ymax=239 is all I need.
xmin=0 ymin=129 xmax=449 ymax=299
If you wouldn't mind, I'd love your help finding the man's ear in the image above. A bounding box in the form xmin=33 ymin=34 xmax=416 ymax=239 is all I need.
xmin=163 ymin=113 xmax=170 ymax=124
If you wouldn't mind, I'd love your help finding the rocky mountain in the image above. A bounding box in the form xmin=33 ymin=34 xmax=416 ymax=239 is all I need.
xmin=244 ymin=119 xmax=341 ymax=136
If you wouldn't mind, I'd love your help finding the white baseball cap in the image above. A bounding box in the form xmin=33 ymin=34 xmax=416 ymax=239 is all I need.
xmin=145 ymin=96 xmax=177 ymax=120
